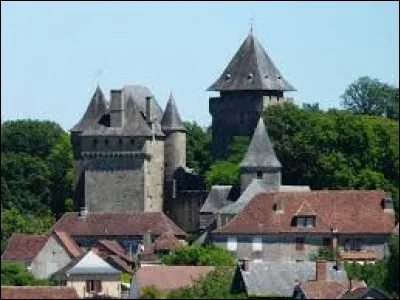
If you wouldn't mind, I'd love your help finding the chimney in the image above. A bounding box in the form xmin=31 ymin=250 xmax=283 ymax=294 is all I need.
xmin=273 ymin=199 xmax=283 ymax=213
xmin=316 ymin=259 xmax=327 ymax=281
xmin=146 ymin=96 xmax=153 ymax=124
xmin=382 ymin=197 xmax=394 ymax=211
xmin=79 ymin=207 xmax=87 ymax=219
xmin=241 ymin=257 xmax=250 ymax=272
xmin=110 ymin=89 xmax=124 ymax=127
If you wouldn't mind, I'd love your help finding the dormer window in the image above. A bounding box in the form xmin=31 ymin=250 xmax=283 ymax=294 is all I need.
xmin=256 ymin=171 xmax=263 ymax=179
xmin=295 ymin=216 xmax=316 ymax=228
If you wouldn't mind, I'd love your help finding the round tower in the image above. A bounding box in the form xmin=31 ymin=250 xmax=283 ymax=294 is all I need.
xmin=161 ymin=92 xmax=186 ymax=181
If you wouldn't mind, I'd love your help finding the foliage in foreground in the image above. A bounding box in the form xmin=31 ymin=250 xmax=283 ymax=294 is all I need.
xmin=1 ymin=261 xmax=51 ymax=286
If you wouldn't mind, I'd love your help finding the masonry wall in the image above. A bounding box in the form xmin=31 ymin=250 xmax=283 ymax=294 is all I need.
xmin=85 ymin=157 xmax=145 ymax=213
xmin=30 ymin=236 xmax=72 ymax=279
xmin=212 ymin=234 xmax=391 ymax=261
xmin=143 ymin=139 xmax=164 ymax=212
xmin=164 ymin=131 xmax=186 ymax=181
xmin=240 ymin=170 xmax=281 ymax=192
xmin=66 ymin=274 xmax=121 ymax=298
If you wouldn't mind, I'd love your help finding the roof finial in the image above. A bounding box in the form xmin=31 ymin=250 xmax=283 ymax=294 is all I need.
xmin=250 ymin=15 xmax=254 ymax=35
xmin=95 ymin=69 xmax=103 ymax=88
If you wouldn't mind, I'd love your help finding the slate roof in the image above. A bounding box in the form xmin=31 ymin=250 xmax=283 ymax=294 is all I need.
xmin=53 ymin=230 xmax=82 ymax=258
xmin=71 ymin=86 xmax=108 ymax=132
xmin=161 ymin=92 xmax=186 ymax=132
xmin=340 ymin=287 xmax=389 ymax=299
xmin=1 ymin=286 xmax=79 ymax=299
xmin=1 ymin=234 xmax=47 ymax=262
xmin=240 ymin=118 xmax=282 ymax=169
xmin=240 ymin=261 xmax=347 ymax=297
xmin=200 ymin=185 xmax=238 ymax=213
xmin=134 ymin=266 xmax=215 ymax=292
xmin=58 ymin=250 xmax=121 ymax=276
xmin=208 ymin=32 xmax=295 ymax=92
xmin=214 ymin=190 xmax=395 ymax=234
xmin=52 ymin=212 xmax=187 ymax=237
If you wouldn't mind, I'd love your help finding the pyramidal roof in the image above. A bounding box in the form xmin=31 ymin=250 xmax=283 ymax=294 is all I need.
xmin=66 ymin=250 xmax=120 ymax=275
xmin=71 ymin=86 xmax=107 ymax=132
xmin=208 ymin=32 xmax=295 ymax=92
xmin=161 ymin=92 xmax=186 ymax=131
xmin=240 ymin=117 xmax=281 ymax=169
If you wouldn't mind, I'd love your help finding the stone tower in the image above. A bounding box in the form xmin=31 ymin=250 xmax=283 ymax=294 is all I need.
xmin=161 ymin=92 xmax=187 ymax=182
xmin=70 ymin=85 xmax=165 ymax=214
xmin=208 ymin=31 xmax=295 ymax=160
xmin=239 ymin=117 xmax=282 ymax=192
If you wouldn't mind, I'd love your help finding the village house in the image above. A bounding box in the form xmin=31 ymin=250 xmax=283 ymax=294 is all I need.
xmin=211 ymin=190 xmax=395 ymax=262
xmin=53 ymin=250 xmax=122 ymax=299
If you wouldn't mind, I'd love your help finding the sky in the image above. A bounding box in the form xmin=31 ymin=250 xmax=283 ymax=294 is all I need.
xmin=1 ymin=1 xmax=399 ymax=130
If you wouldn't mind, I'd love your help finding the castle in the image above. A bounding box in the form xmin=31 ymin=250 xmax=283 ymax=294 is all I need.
xmin=70 ymin=30 xmax=295 ymax=233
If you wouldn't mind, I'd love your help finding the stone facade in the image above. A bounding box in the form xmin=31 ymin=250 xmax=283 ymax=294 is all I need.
xmin=212 ymin=234 xmax=391 ymax=261
xmin=30 ymin=235 xmax=72 ymax=279
xmin=65 ymin=274 xmax=121 ymax=299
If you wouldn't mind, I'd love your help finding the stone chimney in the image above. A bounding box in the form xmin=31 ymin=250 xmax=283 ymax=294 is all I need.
xmin=274 ymin=199 xmax=283 ymax=213
xmin=79 ymin=206 xmax=87 ymax=219
xmin=110 ymin=89 xmax=124 ymax=127
xmin=316 ymin=259 xmax=327 ymax=281
xmin=241 ymin=257 xmax=250 ymax=272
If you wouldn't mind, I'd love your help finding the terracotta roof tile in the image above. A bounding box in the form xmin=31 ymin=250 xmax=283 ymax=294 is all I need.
xmin=136 ymin=266 xmax=215 ymax=292
xmin=52 ymin=212 xmax=186 ymax=237
xmin=95 ymin=239 xmax=133 ymax=263
xmin=339 ymin=251 xmax=376 ymax=261
xmin=300 ymin=280 xmax=366 ymax=299
xmin=214 ymin=190 xmax=395 ymax=234
xmin=53 ymin=230 xmax=81 ymax=258
xmin=1 ymin=286 xmax=79 ymax=299
xmin=154 ymin=231 xmax=181 ymax=251
xmin=1 ymin=234 xmax=47 ymax=261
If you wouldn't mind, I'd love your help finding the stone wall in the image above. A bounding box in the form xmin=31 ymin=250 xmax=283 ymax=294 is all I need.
xmin=85 ymin=157 xmax=145 ymax=213
xmin=30 ymin=235 xmax=72 ymax=279
xmin=144 ymin=139 xmax=164 ymax=212
xmin=164 ymin=131 xmax=186 ymax=181
xmin=212 ymin=234 xmax=391 ymax=261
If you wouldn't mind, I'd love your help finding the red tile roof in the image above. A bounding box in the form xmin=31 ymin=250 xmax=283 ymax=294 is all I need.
xmin=339 ymin=251 xmax=376 ymax=261
xmin=136 ymin=266 xmax=215 ymax=292
xmin=1 ymin=286 xmax=79 ymax=299
xmin=154 ymin=231 xmax=182 ymax=251
xmin=53 ymin=230 xmax=81 ymax=258
xmin=300 ymin=280 xmax=366 ymax=299
xmin=95 ymin=239 xmax=133 ymax=263
xmin=52 ymin=212 xmax=187 ymax=237
xmin=1 ymin=234 xmax=47 ymax=262
xmin=214 ymin=190 xmax=395 ymax=234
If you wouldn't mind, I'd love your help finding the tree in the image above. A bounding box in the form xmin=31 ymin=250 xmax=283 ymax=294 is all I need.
xmin=160 ymin=245 xmax=235 ymax=267
xmin=47 ymin=133 xmax=74 ymax=217
xmin=1 ymin=120 xmax=65 ymax=159
xmin=309 ymin=247 xmax=335 ymax=261
xmin=386 ymin=234 xmax=399 ymax=297
xmin=341 ymin=76 xmax=399 ymax=119
xmin=1 ymin=152 xmax=52 ymax=213
xmin=184 ymin=122 xmax=212 ymax=176
xmin=140 ymin=285 xmax=163 ymax=299
xmin=1 ymin=261 xmax=50 ymax=286
xmin=205 ymin=161 xmax=240 ymax=188
xmin=167 ymin=267 xmax=246 ymax=299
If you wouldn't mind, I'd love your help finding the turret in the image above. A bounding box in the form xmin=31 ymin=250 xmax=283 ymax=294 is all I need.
xmin=239 ymin=117 xmax=281 ymax=192
xmin=161 ymin=92 xmax=186 ymax=181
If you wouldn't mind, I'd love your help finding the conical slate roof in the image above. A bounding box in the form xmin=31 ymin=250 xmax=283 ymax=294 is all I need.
xmin=208 ymin=32 xmax=295 ymax=92
xmin=240 ymin=117 xmax=281 ymax=169
xmin=71 ymin=86 xmax=107 ymax=132
xmin=161 ymin=92 xmax=186 ymax=132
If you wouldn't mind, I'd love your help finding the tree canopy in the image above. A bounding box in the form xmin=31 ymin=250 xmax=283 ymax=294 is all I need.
xmin=1 ymin=261 xmax=51 ymax=286
xmin=341 ymin=76 xmax=399 ymax=120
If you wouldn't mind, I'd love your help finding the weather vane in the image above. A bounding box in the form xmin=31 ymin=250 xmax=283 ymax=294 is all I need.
xmin=95 ymin=69 xmax=103 ymax=87
xmin=250 ymin=15 xmax=254 ymax=34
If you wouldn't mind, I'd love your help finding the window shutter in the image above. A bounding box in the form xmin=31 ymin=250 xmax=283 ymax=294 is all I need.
xmin=86 ymin=280 xmax=90 ymax=292
xmin=98 ymin=280 xmax=102 ymax=292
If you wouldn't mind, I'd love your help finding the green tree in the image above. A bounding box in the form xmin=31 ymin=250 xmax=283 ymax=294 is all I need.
xmin=47 ymin=133 xmax=74 ymax=217
xmin=185 ymin=122 xmax=212 ymax=176
xmin=167 ymin=267 xmax=245 ymax=299
xmin=161 ymin=245 xmax=235 ymax=267
xmin=386 ymin=234 xmax=399 ymax=297
xmin=1 ymin=261 xmax=50 ymax=286
xmin=341 ymin=76 xmax=399 ymax=119
xmin=140 ymin=285 xmax=164 ymax=299
xmin=1 ymin=152 xmax=51 ymax=213
xmin=309 ymin=247 xmax=335 ymax=261
xmin=1 ymin=120 xmax=65 ymax=159
xmin=205 ymin=161 xmax=240 ymax=188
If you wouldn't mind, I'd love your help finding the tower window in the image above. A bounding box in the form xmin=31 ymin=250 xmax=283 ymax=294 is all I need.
xmin=257 ymin=171 xmax=263 ymax=179
xmin=130 ymin=139 xmax=135 ymax=145
xmin=104 ymin=139 xmax=109 ymax=146
xmin=119 ymin=139 xmax=123 ymax=146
